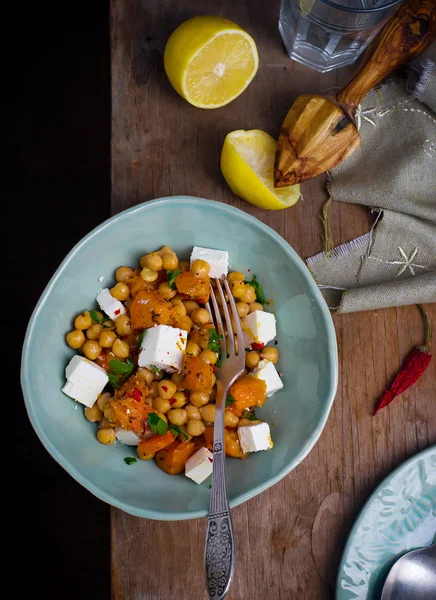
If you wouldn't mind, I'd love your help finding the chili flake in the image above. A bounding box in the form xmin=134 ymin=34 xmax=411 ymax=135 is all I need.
xmin=114 ymin=309 xmax=121 ymax=315
xmin=251 ymin=342 xmax=265 ymax=351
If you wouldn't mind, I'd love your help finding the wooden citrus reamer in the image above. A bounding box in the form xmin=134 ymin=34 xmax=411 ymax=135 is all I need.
xmin=274 ymin=0 xmax=436 ymax=188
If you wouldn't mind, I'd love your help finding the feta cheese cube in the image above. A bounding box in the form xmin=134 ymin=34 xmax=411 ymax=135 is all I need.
xmin=138 ymin=324 xmax=187 ymax=373
xmin=242 ymin=310 xmax=276 ymax=348
xmin=251 ymin=359 xmax=283 ymax=397
xmin=238 ymin=422 xmax=273 ymax=453
xmin=115 ymin=428 xmax=142 ymax=446
xmin=96 ymin=288 xmax=126 ymax=320
xmin=190 ymin=246 xmax=229 ymax=278
xmin=62 ymin=355 xmax=109 ymax=408
xmin=185 ymin=447 xmax=213 ymax=484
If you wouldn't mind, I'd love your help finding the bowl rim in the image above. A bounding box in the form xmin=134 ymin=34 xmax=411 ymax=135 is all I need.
xmin=21 ymin=195 xmax=338 ymax=520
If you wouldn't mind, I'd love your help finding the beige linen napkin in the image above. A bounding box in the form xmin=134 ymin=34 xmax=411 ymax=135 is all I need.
xmin=306 ymin=49 xmax=436 ymax=313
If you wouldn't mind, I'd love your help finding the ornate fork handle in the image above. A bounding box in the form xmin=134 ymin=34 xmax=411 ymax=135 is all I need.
xmin=204 ymin=442 xmax=235 ymax=599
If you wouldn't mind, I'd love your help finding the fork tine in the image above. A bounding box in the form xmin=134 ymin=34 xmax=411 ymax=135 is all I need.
xmin=207 ymin=290 xmax=226 ymax=365
xmin=223 ymin=278 xmax=244 ymax=356
xmin=216 ymin=278 xmax=235 ymax=356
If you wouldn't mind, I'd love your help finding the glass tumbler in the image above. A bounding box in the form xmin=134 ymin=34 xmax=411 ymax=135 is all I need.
xmin=279 ymin=0 xmax=403 ymax=73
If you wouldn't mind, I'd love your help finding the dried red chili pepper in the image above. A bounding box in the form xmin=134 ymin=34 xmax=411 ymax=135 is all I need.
xmin=373 ymin=305 xmax=432 ymax=416
xmin=128 ymin=388 xmax=142 ymax=403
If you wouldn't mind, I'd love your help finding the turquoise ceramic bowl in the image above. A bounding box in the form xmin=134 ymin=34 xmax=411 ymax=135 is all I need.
xmin=21 ymin=196 xmax=337 ymax=520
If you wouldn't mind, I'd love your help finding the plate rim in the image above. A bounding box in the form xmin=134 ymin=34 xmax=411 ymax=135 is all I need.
xmin=21 ymin=195 xmax=338 ymax=520
xmin=335 ymin=444 xmax=436 ymax=599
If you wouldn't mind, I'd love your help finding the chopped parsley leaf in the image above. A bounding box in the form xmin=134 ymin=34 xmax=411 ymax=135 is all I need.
xmin=169 ymin=424 xmax=188 ymax=439
xmin=136 ymin=330 xmax=146 ymax=351
xmin=215 ymin=355 xmax=221 ymax=368
xmin=246 ymin=274 xmax=266 ymax=305
xmin=208 ymin=328 xmax=223 ymax=353
xmin=225 ymin=394 xmax=235 ymax=407
xmin=90 ymin=310 xmax=102 ymax=324
xmin=148 ymin=413 xmax=168 ymax=436
xmin=150 ymin=364 xmax=160 ymax=374
xmin=241 ymin=409 xmax=258 ymax=421
xmin=108 ymin=358 xmax=135 ymax=389
xmin=167 ymin=268 xmax=181 ymax=290
xmin=124 ymin=457 xmax=137 ymax=465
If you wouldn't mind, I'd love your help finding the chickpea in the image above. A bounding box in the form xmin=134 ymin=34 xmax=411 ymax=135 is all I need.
xmin=157 ymin=245 xmax=173 ymax=257
xmin=231 ymin=281 xmax=246 ymax=299
xmin=189 ymin=391 xmax=210 ymax=407
xmin=116 ymin=266 xmax=133 ymax=282
xmin=183 ymin=300 xmax=199 ymax=315
xmin=158 ymin=282 xmax=177 ymax=300
xmin=191 ymin=259 xmax=210 ymax=278
xmin=170 ymin=296 xmax=183 ymax=305
xmin=198 ymin=326 xmax=213 ymax=349
xmin=158 ymin=380 xmax=177 ymax=399
xmin=228 ymin=271 xmax=245 ymax=284
xmin=177 ymin=315 xmax=193 ymax=333
xmin=245 ymin=351 xmax=260 ymax=369
xmin=241 ymin=285 xmax=256 ymax=304
xmin=102 ymin=319 xmax=115 ymax=330
xmin=74 ymin=311 xmax=92 ymax=330
xmin=190 ymin=308 xmax=210 ymax=325
xmin=115 ymin=314 xmax=132 ymax=336
xmin=211 ymin=372 xmax=217 ymax=388
xmin=96 ymin=428 xmax=116 ymax=444
xmin=99 ymin=330 xmax=117 ymax=348
xmin=140 ymin=268 xmax=158 ymax=283
xmin=103 ymin=405 xmax=118 ymax=423
xmin=171 ymin=391 xmax=187 ymax=408
xmin=82 ymin=340 xmax=102 ymax=360
xmin=97 ymin=392 xmax=112 ymax=412
xmin=172 ymin=302 xmax=187 ymax=316
xmin=224 ymin=410 xmax=240 ymax=428
xmin=148 ymin=381 xmax=159 ymax=398
xmin=143 ymin=253 xmax=163 ymax=272
xmin=112 ymin=338 xmax=129 ymax=359
xmin=66 ymin=329 xmax=85 ymax=349
xmin=260 ymin=346 xmax=279 ymax=364
xmin=153 ymin=396 xmax=171 ymax=414
xmin=186 ymin=418 xmax=206 ymax=437
xmin=179 ymin=260 xmax=190 ymax=271
xmin=86 ymin=324 xmax=103 ymax=340
xmin=249 ymin=302 xmax=264 ymax=313
xmin=97 ymin=417 xmax=113 ymax=430
xmin=236 ymin=302 xmax=250 ymax=319
xmin=137 ymin=367 xmax=154 ymax=386
xmin=167 ymin=408 xmax=188 ymax=427
xmin=137 ymin=448 xmax=155 ymax=461
xmin=110 ymin=282 xmax=130 ymax=301
xmin=186 ymin=341 xmax=201 ymax=357
xmin=171 ymin=372 xmax=185 ymax=390
xmin=200 ymin=349 xmax=217 ymax=365
xmin=185 ymin=404 xmax=201 ymax=420
xmin=84 ymin=404 xmax=103 ymax=422
xmin=162 ymin=253 xmax=179 ymax=270
xmin=239 ymin=418 xmax=258 ymax=427
xmin=153 ymin=368 xmax=164 ymax=381
xmin=199 ymin=403 xmax=216 ymax=423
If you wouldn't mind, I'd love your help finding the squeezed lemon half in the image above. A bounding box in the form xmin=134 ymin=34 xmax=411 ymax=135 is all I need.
xmin=220 ymin=129 xmax=301 ymax=210
xmin=163 ymin=16 xmax=259 ymax=109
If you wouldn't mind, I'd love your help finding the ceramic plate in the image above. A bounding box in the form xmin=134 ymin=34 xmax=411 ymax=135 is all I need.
xmin=21 ymin=196 xmax=338 ymax=520
xmin=336 ymin=445 xmax=436 ymax=599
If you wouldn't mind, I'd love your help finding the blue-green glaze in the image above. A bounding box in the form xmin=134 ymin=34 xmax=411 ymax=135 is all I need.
xmin=21 ymin=196 xmax=338 ymax=520
xmin=336 ymin=445 xmax=436 ymax=600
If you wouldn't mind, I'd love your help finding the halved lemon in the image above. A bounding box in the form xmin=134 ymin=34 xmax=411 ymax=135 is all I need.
xmin=163 ymin=16 xmax=259 ymax=109
xmin=220 ymin=130 xmax=301 ymax=210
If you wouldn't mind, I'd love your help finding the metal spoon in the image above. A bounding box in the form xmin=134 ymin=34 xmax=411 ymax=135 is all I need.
xmin=381 ymin=543 xmax=436 ymax=600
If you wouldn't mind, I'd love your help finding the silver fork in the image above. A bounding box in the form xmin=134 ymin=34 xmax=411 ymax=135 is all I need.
xmin=204 ymin=277 xmax=245 ymax=600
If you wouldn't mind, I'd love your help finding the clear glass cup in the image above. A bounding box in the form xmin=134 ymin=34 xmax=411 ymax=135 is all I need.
xmin=279 ymin=0 xmax=403 ymax=73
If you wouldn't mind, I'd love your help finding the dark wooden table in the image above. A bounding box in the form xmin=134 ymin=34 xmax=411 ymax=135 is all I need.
xmin=110 ymin=2 xmax=436 ymax=598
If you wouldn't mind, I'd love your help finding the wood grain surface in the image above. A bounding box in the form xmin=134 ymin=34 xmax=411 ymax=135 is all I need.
xmin=110 ymin=1 xmax=436 ymax=598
